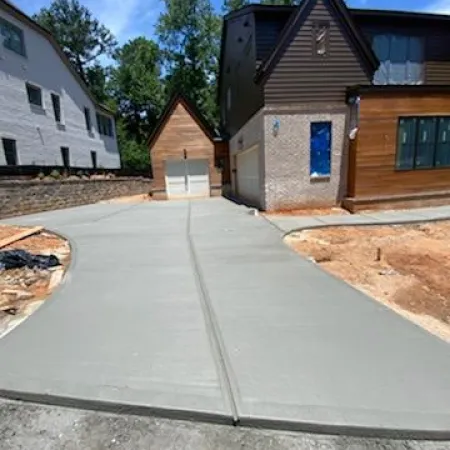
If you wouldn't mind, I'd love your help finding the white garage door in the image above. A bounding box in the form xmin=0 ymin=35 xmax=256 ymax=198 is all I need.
xmin=236 ymin=145 xmax=260 ymax=205
xmin=165 ymin=159 xmax=210 ymax=199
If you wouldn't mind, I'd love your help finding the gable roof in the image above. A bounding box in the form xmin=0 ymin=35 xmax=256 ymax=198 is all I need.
xmin=254 ymin=0 xmax=379 ymax=84
xmin=0 ymin=0 xmax=113 ymax=115
xmin=148 ymin=93 xmax=218 ymax=149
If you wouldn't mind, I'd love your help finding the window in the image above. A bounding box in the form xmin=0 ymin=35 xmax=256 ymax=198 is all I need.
xmin=2 ymin=138 xmax=17 ymax=165
xmin=314 ymin=22 xmax=329 ymax=56
xmin=51 ymin=94 xmax=61 ymax=123
xmin=60 ymin=147 xmax=70 ymax=168
xmin=372 ymin=34 xmax=424 ymax=85
xmin=396 ymin=116 xmax=450 ymax=170
xmin=26 ymin=83 xmax=42 ymax=107
xmin=84 ymin=107 xmax=92 ymax=131
xmin=96 ymin=113 xmax=113 ymax=137
xmin=310 ymin=122 xmax=332 ymax=177
xmin=0 ymin=18 xmax=26 ymax=56
xmin=91 ymin=151 xmax=97 ymax=169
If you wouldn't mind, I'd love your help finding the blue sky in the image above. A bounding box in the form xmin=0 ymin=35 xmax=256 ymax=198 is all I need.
xmin=13 ymin=0 xmax=450 ymax=45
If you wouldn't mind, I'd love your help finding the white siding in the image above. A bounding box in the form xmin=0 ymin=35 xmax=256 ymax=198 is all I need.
xmin=237 ymin=145 xmax=260 ymax=206
xmin=0 ymin=8 xmax=120 ymax=169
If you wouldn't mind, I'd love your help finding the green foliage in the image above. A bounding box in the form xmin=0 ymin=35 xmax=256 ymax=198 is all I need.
xmin=157 ymin=0 xmax=221 ymax=126
xmin=260 ymin=0 xmax=301 ymax=4
xmin=33 ymin=0 xmax=117 ymax=87
xmin=110 ymin=37 xmax=165 ymax=144
xmin=116 ymin=120 xmax=150 ymax=172
xmin=223 ymin=0 xmax=249 ymax=13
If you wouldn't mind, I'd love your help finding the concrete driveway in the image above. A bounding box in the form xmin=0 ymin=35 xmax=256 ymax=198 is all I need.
xmin=1 ymin=198 xmax=450 ymax=438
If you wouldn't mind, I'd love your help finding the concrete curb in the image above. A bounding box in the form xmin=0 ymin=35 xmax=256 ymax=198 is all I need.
xmin=266 ymin=212 xmax=450 ymax=237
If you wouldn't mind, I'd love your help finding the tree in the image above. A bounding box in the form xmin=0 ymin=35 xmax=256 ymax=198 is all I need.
xmin=33 ymin=0 xmax=117 ymax=87
xmin=157 ymin=0 xmax=221 ymax=125
xmin=223 ymin=0 xmax=249 ymax=13
xmin=110 ymin=37 xmax=164 ymax=171
xmin=110 ymin=37 xmax=164 ymax=145
xmin=260 ymin=0 xmax=300 ymax=4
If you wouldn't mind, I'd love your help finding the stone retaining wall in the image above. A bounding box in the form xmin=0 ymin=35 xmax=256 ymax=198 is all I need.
xmin=0 ymin=178 xmax=151 ymax=219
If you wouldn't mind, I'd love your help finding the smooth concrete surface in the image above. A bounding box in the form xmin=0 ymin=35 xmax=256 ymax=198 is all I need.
xmin=1 ymin=199 xmax=450 ymax=438
xmin=266 ymin=204 xmax=450 ymax=233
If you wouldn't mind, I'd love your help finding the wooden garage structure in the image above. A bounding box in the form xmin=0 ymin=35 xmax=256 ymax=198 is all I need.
xmin=148 ymin=93 xmax=229 ymax=200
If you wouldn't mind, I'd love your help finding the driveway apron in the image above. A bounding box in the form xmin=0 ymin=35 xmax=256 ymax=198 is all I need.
xmin=1 ymin=198 xmax=450 ymax=437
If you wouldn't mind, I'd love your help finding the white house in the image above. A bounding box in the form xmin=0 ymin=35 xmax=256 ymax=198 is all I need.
xmin=0 ymin=0 xmax=120 ymax=170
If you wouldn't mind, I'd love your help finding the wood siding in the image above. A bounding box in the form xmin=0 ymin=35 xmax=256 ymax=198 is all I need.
xmin=264 ymin=0 xmax=371 ymax=105
xmin=425 ymin=33 xmax=450 ymax=84
xmin=348 ymin=91 xmax=450 ymax=200
xmin=220 ymin=13 xmax=264 ymax=138
xmin=150 ymin=101 xmax=222 ymax=194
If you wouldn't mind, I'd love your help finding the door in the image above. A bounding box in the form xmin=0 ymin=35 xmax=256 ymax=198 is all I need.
xmin=187 ymin=159 xmax=210 ymax=197
xmin=236 ymin=145 xmax=260 ymax=206
xmin=165 ymin=159 xmax=210 ymax=199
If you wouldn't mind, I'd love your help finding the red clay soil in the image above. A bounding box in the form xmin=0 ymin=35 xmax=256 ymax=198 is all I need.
xmin=286 ymin=221 xmax=450 ymax=341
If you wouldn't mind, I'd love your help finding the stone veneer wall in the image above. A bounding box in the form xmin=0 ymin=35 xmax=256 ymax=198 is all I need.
xmin=229 ymin=109 xmax=265 ymax=207
xmin=263 ymin=107 xmax=349 ymax=211
xmin=0 ymin=178 xmax=151 ymax=219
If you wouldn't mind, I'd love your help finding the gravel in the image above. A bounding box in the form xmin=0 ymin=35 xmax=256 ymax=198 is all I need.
xmin=1 ymin=400 xmax=450 ymax=450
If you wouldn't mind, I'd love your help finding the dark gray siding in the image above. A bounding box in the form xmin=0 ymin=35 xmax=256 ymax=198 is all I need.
xmin=264 ymin=0 xmax=372 ymax=105
xmin=355 ymin=16 xmax=450 ymax=85
xmin=220 ymin=13 xmax=264 ymax=138
xmin=425 ymin=32 xmax=450 ymax=84
xmin=255 ymin=13 xmax=291 ymax=63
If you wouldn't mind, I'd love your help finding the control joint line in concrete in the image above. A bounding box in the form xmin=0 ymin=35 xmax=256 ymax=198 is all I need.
xmin=186 ymin=201 xmax=240 ymax=425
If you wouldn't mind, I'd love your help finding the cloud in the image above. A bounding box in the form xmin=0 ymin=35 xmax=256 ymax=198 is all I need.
xmin=424 ymin=0 xmax=450 ymax=14
xmin=83 ymin=0 xmax=162 ymax=43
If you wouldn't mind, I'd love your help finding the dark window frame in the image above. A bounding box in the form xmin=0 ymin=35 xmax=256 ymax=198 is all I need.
xmin=60 ymin=146 xmax=70 ymax=168
xmin=396 ymin=116 xmax=450 ymax=171
xmin=84 ymin=107 xmax=92 ymax=132
xmin=26 ymin=83 xmax=43 ymax=107
xmin=313 ymin=21 xmax=330 ymax=58
xmin=96 ymin=113 xmax=113 ymax=137
xmin=2 ymin=138 xmax=18 ymax=165
xmin=51 ymin=93 xmax=61 ymax=123
xmin=91 ymin=150 xmax=97 ymax=169
xmin=0 ymin=17 xmax=26 ymax=57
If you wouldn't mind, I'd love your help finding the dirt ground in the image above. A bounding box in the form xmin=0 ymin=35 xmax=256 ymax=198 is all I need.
xmin=0 ymin=225 xmax=70 ymax=338
xmin=266 ymin=207 xmax=349 ymax=216
xmin=286 ymin=221 xmax=450 ymax=343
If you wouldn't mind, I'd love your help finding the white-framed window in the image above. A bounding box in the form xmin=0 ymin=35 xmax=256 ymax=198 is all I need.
xmin=26 ymin=83 xmax=42 ymax=107
xmin=0 ymin=17 xmax=26 ymax=56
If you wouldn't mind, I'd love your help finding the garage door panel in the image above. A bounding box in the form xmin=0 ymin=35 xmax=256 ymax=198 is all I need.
xmin=165 ymin=159 xmax=210 ymax=199
xmin=188 ymin=160 xmax=210 ymax=196
xmin=166 ymin=161 xmax=187 ymax=197
xmin=237 ymin=146 xmax=260 ymax=205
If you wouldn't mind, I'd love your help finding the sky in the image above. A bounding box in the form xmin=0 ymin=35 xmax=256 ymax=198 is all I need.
xmin=12 ymin=0 xmax=450 ymax=45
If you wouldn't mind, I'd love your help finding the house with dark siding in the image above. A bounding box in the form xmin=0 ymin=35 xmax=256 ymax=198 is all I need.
xmin=219 ymin=0 xmax=450 ymax=211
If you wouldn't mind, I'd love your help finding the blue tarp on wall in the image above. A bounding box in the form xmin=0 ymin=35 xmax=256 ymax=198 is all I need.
xmin=310 ymin=122 xmax=331 ymax=177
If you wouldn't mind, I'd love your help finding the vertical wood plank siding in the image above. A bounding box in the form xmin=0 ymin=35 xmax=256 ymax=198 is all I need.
xmin=264 ymin=0 xmax=371 ymax=105
xmin=349 ymin=91 xmax=450 ymax=199
xmin=150 ymin=102 xmax=222 ymax=193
